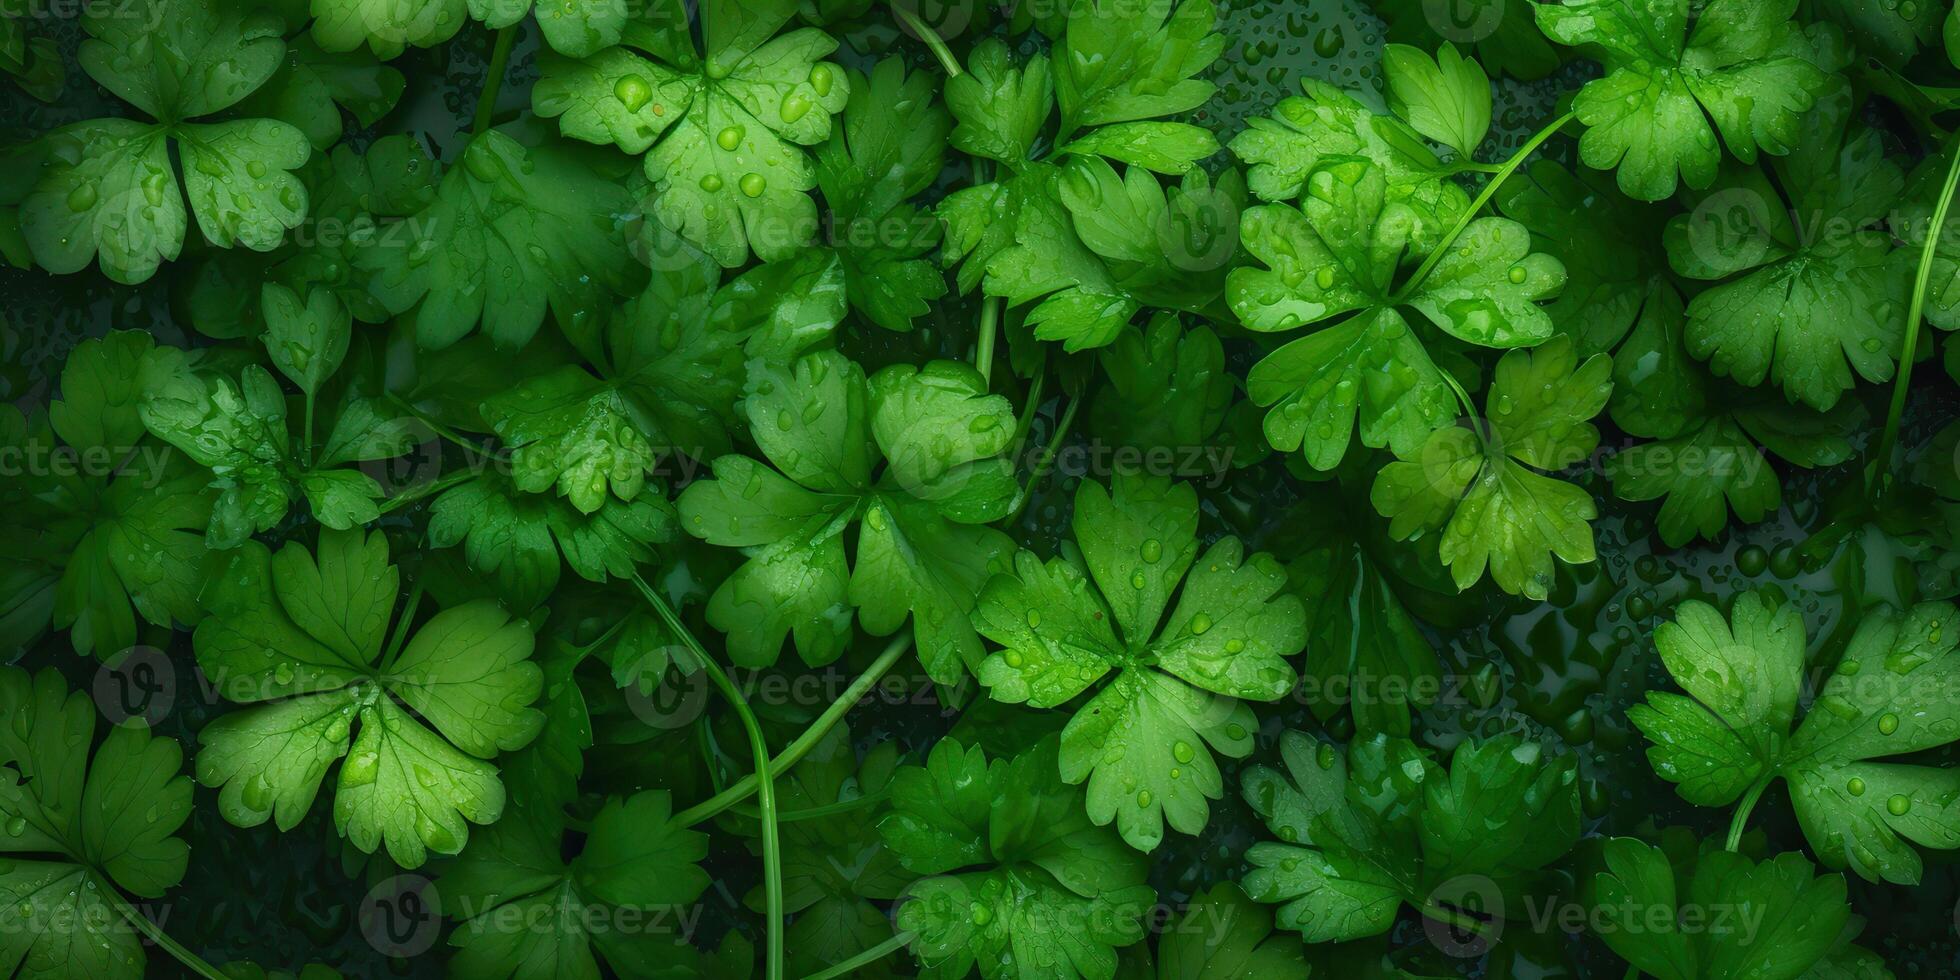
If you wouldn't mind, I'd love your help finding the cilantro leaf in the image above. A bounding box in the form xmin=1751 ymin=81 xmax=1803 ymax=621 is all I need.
xmin=1232 ymin=158 xmax=1564 ymax=470
xmin=881 ymin=738 xmax=1155 ymax=980
xmin=193 ymin=528 xmax=543 ymax=867
xmin=1241 ymin=731 xmax=1579 ymax=942
xmin=1495 ymin=159 xmax=1669 ymax=355
xmin=0 ymin=667 xmax=194 ymax=980
xmin=1534 ymin=0 xmax=1835 ymax=200
xmin=363 ymin=130 xmax=646 ymax=350
xmin=1229 ymin=77 xmax=1454 ymax=205
xmin=440 ymin=793 xmax=710 ymax=980
xmin=21 ymin=0 xmax=311 ymax=284
xmin=1586 ymin=836 xmax=1850 ymax=980
xmin=1371 ymin=334 xmax=1612 ymax=598
xmin=974 ymin=473 xmax=1303 ymax=851
xmin=533 ymin=0 xmax=851 ymax=267
xmin=1662 ymin=96 xmax=1906 ymax=410
xmin=1631 ymin=593 xmax=1960 ymax=883
xmin=679 ymin=351 xmax=1015 ymax=678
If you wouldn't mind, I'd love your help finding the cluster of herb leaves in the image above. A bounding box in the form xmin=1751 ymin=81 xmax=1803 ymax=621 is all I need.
xmin=2 ymin=0 xmax=1960 ymax=977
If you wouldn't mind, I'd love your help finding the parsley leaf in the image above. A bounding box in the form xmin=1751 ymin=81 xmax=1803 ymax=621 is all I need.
xmin=363 ymin=130 xmax=647 ymax=350
xmin=429 ymin=473 xmax=676 ymax=610
xmin=1382 ymin=43 xmax=1492 ymax=159
xmin=0 ymin=667 xmax=194 ymax=980
xmin=1606 ymin=282 xmax=1861 ymax=546
xmin=679 ymin=351 xmax=1015 ymax=677
xmin=1241 ymin=731 xmax=1579 ymax=943
xmin=1586 ymin=836 xmax=1850 ymax=980
xmin=533 ymin=0 xmax=852 ymax=266
xmin=974 ymin=473 xmax=1304 ymax=851
xmin=21 ymin=0 xmax=311 ymax=284
xmin=1634 ymin=594 xmax=1960 ymax=884
xmin=1087 ymin=314 xmax=1235 ymax=452
xmin=815 ymin=59 xmax=950 ymax=333
xmin=1233 ymin=158 xmax=1564 ymax=470
xmin=1662 ymin=94 xmax=1906 ymax=410
xmin=1375 ymin=0 xmax=1561 ymax=80
xmin=193 ymin=528 xmax=544 ymax=868
xmin=1534 ymin=0 xmax=1835 ymax=200
xmin=440 ymin=793 xmax=711 ymax=980
xmin=1129 ymin=882 xmax=1308 ymax=977
xmin=310 ymin=0 xmax=467 ymax=58
xmin=1371 ymin=334 xmax=1612 ymax=599
xmin=880 ymin=737 xmax=1155 ymax=980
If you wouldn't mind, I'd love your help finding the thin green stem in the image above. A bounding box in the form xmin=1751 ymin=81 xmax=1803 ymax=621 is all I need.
xmin=1396 ymin=110 xmax=1578 ymax=301
xmin=1726 ymin=774 xmax=1773 ymax=852
xmin=976 ymin=298 xmax=1000 ymax=388
xmin=302 ymin=393 xmax=315 ymax=467
xmin=672 ymin=633 xmax=913 ymax=827
xmin=630 ymin=573 xmax=784 ymax=980
xmin=382 ymin=583 xmax=425 ymax=667
xmin=108 ymin=888 xmax=227 ymax=980
xmin=1417 ymin=900 xmax=1494 ymax=942
xmin=376 ymin=468 xmax=474 ymax=515
xmin=732 ymin=786 xmax=891 ymax=825
xmin=386 ymin=394 xmax=494 ymax=453
xmin=892 ymin=6 xmax=962 ymax=78
xmin=1871 ymin=131 xmax=1960 ymax=496
xmin=800 ymin=931 xmax=914 ymax=980
xmin=1006 ymin=395 xmax=1079 ymax=523
xmin=474 ymin=26 xmax=518 ymax=136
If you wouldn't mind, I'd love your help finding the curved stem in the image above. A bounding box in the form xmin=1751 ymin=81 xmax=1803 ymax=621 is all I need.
xmin=375 ymin=468 xmax=474 ymax=515
xmin=1871 ymin=130 xmax=1960 ymax=496
xmin=801 ymin=931 xmax=914 ymax=980
xmin=1417 ymin=899 xmax=1494 ymax=941
xmin=1005 ymin=395 xmax=1079 ymax=524
xmin=630 ymin=574 xmax=784 ymax=980
xmin=107 ymin=888 xmax=227 ymax=980
xmin=1726 ymin=774 xmax=1773 ymax=852
xmin=1395 ymin=110 xmax=1578 ymax=301
xmin=976 ymin=297 xmax=1000 ymax=388
xmin=892 ymin=6 xmax=962 ymax=78
xmin=733 ymin=786 xmax=891 ymax=825
xmin=672 ymin=633 xmax=913 ymax=827
xmin=386 ymin=393 xmax=495 ymax=454
xmin=473 ymin=26 xmax=518 ymax=136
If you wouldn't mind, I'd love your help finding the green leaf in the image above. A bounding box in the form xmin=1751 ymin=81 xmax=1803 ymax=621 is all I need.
xmin=534 ymin=0 xmax=851 ymax=266
xmin=1587 ymin=837 xmax=1850 ymax=980
xmin=429 ymin=474 xmax=675 ymax=610
xmin=1051 ymin=0 xmax=1223 ymax=137
xmin=363 ymin=130 xmax=645 ymax=350
xmin=1374 ymin=0 xmax=1561 ymax=80
xmin=1382 ymin=43 xmax=1492 ymax=157
xmin=815 ymin=59 xmax=950 ymax=333
xmin=1633 ymin=594 xmax=1960 ymax=884
xmin=1495 ymin=159 xmax=1669 ymax=355
xmin=1143 ymin=882 xmax=1309 ymax=978
xmin=442 ymin=792 xmax=711 ymax=980
xmin=1534 ymin=0 xmax=1835 ymax=200
xmin=1089 ymin=314 xmax=1234 ymax=451
xmin=481 ymin=365 xmax=657 ymax=515
xmin=310 ymin=0 xmax=467 ymax=58
xmin=1662 ymin=101 xmax=1905 ymax=410
xmin=974 ymin=474 xmax=1302 ymax=851
xmin=0 ymin=667 xmax=194 ymax=980
xmin=21 ymin=0 xmax=310 ymax=284
xmin=235 ymin=35 xmax=406 ymax=151
xmin=261 ymin=283 xmax=351 ymax=398
xmin=1371 ymin=335 xmax=1611 ymax=598
xmin=192 ymin=528 xmax=543 ymax=868
xmin=1240 ymin=731 xmax=1578 ymax=943
xmin=881 ymin=738 xmax=1155 ymax=980
xmin=1228 ymin=78 xmax=1451 ymax=204
xmin=470 ymin=0 xmax=629 ymax=56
